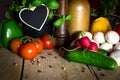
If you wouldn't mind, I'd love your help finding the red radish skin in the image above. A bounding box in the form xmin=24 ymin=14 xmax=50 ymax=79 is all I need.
xmin=74 ymin=39 xmax=82 ymax=48
xmin=80 ymin=36 xmax=91 ymax=48
xmin=61 ymin=39 xmax=82 ymax=52
xmin=89 ymin=42 xmax=98 ymax=51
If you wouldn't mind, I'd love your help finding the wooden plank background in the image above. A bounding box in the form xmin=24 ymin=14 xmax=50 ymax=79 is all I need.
xmin=0 ymin=48 xmax=23 ymax=80
xmin=0 ymin=48 xmax=120 ymax=80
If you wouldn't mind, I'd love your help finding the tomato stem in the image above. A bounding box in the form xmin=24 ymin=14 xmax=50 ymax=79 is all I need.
xmin=20 ymin=36 xmax=36 ymax=44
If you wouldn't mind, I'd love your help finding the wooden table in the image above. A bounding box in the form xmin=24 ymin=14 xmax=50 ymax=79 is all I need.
xmin=0 ymin=48 xmax=120 ymax=80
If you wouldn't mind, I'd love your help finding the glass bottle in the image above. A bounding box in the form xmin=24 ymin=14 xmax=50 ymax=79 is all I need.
xmin=68 ymin=0 xmax=90 ymax=36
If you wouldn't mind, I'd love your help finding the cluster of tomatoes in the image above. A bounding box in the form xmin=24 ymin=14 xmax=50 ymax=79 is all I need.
xmin=10 ymin=34 xmax=55 ymax=60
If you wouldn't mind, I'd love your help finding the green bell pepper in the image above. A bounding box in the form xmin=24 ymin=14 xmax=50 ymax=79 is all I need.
xmin=0 ymin=19 xmax=23 ymax=48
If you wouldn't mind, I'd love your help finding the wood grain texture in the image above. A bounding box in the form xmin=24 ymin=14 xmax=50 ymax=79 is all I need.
xmin=22 ymin=49 xmax=96 ymax=80
xmin=91 ymin=66 xmax=120 ymax=80
xmin=0 ymin=48 xmax=120 ymax=80
xmin=0 ymin=48 xmax=23 ymax=80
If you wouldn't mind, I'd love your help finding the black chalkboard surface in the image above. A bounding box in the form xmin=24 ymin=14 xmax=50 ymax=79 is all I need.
xmin=19 ymin=5 xmax=53 ymax=37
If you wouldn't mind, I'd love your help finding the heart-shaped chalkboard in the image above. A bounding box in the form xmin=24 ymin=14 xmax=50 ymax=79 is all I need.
xmin=19 ymin=4 xmax=49 ymax=31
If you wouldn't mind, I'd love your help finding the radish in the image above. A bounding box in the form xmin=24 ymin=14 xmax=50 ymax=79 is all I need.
xmin=105 ymin=31 xmax=119 ymax=44
xmin=80 ymin=36 xmax=91 ymax=48
xmin=62 ymin=39 xmax=82 ymax=52
xmin=89 ymin=42 xmax=98 ymax=51
xmin=74 ymin=39 xmax=82 ymax=48
xmin=79 ymin=31 xmax=92 ymax=40
xmin=91 ymin=39 xmax=99 ymax=48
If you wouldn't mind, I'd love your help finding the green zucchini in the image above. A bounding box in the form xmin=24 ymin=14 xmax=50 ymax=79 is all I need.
xmin=65 ymin=49 xmax=118 ymax=70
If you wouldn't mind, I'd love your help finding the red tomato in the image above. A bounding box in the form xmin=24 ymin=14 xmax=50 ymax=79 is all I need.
xmin=33 ymin=38 xmax=44 ymax=53
xmin=41 ymin=34 xmax=55 ymax=50
xmin=10 ymin=38 xmax=22 ymax=54
xmin=19 ymin=42 xmax=37 ymax=60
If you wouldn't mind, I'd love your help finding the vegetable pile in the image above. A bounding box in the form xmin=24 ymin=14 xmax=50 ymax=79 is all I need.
xmin=0 ymin=19 xmax=23 ymax=48
xmin=0 ymin=19 xmax=56 ymax=60
xmin=9 ymin=34 xmax=56 ymax=60
xmin=0 ymin=0 xmax=120 ymax=71
xmin=64 ymin=16 xmax=120 ymax=70
xmin=0 ymin=0 xmax=70 ymax=60
xmin=62 ymin=15 xmax=120 ymax=70
xmin=73 ymin=32 xmax=98 ymax=52
xmin=64 ymin=30 xmax=120 ymax=70
xmin=0 ymin=0 xmax=68 ymax=60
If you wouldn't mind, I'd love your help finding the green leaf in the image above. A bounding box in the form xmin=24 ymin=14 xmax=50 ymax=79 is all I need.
xmin=48 ymin=13 xmax=54 ymax=19
xmin=65 ymin=14 xmax=72 ymax=21
xmin=31 ymin=0 xmax=43 ymax=6
xmin=22 ymin=0 xmax=27 ymax=6
xmin=53 ymin=18 xmax=64 ymax=27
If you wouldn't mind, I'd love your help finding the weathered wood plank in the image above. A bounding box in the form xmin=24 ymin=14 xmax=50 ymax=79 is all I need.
xmin=0 ymin=48 xmax=23 ymax=80
xmin=91 ymin=66 xmax=120 ymax=80
xmin=2 ymin=48 xmax=120 ymax=80
xmin=22 ymin=49 xmax=97 ymax=80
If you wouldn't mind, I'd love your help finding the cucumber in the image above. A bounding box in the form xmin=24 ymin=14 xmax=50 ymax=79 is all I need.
xmin=97 ymin=48 xmax=108 ymax=56
xmin=65 ymin=49 xmax=118 ymax=70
